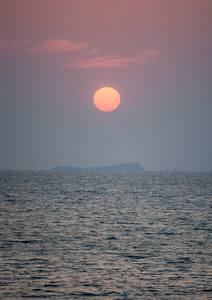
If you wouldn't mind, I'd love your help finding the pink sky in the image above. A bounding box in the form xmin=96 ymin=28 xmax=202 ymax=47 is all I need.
xmin=0 ymin=0 xmax=212 ymax=170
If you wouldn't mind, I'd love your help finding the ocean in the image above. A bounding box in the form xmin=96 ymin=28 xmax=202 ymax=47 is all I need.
xmin=0 ymin=171 xmax=211 ymax=299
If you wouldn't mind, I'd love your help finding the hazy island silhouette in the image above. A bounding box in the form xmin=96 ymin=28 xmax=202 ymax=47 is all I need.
xmin=53 ymin=163 xmax=144 ymax=172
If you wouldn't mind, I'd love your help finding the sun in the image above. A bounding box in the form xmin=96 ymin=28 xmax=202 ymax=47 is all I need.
xmin=93 ymin=87 xmax=121 ymax=112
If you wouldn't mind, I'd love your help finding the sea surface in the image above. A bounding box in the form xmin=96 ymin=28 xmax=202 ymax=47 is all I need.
xmin=0 ymin=171 xmax=211 ymax=299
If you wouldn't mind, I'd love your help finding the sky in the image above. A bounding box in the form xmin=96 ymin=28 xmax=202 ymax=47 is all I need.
xmin=0 ymin=0 xmax=212 ymax=171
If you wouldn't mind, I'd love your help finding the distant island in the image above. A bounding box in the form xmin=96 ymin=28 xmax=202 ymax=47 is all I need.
xmin=53 ymin=163 xmax=144 ymax=172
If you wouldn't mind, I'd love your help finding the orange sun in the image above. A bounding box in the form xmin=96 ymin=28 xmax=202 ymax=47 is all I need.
xmin=93 ymin=87 xmax=121 ymax=112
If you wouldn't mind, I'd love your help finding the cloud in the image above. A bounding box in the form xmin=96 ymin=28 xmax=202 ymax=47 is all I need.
xmin=0 ymin=36 xmax=36 ymax=50
xmin=25 ymin=39 xmax=88 ymax=53
xmin=61 ymin=50 xmax=160 ymax=68
xmin=0 ymin=36 xmax=88 ymax=53
xmin=0 ymin=36 xmax=160 ymax=68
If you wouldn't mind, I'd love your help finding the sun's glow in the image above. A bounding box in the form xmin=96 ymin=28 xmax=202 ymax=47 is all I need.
xmin=93 ymin=87 xmax=121 ymax=112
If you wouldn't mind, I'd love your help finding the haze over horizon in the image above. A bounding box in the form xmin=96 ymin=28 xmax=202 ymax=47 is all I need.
xmin=1 ymin=0 xmax=212 ymax=171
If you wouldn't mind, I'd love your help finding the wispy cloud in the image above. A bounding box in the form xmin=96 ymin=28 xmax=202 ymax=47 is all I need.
xmin=62 ymin=50 xmax=160 ymax=68
xmin=0 ymin=36 xmax=160 ymax=68
xmin=0 ymin=36 xmax=88 ymax=53
xmin=25 ymin=39 xmax=88 ymax=53
xmin=0 ymin=36 xmax=36 ymax=50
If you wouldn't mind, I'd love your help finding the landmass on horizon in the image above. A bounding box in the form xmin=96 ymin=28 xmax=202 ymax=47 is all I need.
xmin=53 ymin=163 xmax=144 ymax=172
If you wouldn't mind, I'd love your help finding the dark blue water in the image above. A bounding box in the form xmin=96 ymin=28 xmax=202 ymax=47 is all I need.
xmin=0 ymin=171 xmax=211 ymax=299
